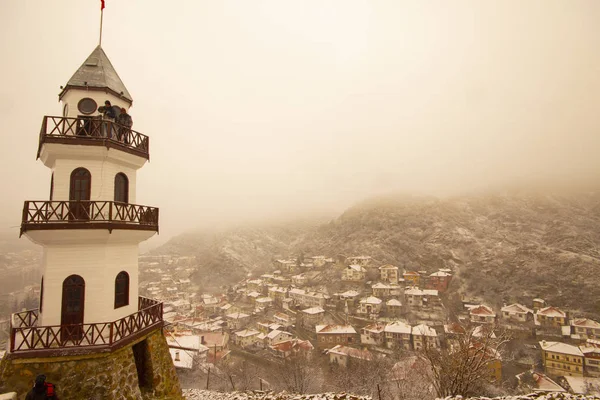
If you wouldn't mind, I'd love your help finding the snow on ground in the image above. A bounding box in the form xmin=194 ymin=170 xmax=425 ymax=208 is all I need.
xmin=183 ymin=391 xmax=600 ymax=400
xmin=183 ymin=390 xmax=371 ymax=400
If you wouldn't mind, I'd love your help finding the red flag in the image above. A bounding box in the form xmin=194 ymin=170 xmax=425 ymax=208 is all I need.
xmin=101 ymin=0 xmax=105 ymax=10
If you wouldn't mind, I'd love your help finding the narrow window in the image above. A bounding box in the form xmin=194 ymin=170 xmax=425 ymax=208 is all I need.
xmin=114 ymin=173 xmax=129 ymax=203
xmin=40 ymin=276 xmax=44 ymax=313
xmin=115 ymin=271 xmax=130 ymax=308
xmin=49 ymin=173 xmax=54 ymax=201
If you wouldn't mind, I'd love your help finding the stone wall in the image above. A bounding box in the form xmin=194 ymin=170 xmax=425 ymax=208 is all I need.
xmin=0 ymin=328 xmax=183 ymax=400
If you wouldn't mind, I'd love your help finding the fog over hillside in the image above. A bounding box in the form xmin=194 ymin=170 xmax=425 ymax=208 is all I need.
xmin=157 ymin=188 xmax=600 ymax=314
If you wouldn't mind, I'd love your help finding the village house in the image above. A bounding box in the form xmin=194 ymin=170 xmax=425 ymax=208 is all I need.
xmin=358 ymin=296 xmax=383 ymax=315
xmin=267 ymin=286 xmax=288 ymax=303
xmin=533 ymin=298 xmax=547 ymax=311
xmin=469 ymin=305 xmax=497 ymax=324
xmin=255 ymin=296 xmax=273 ymax=310
xmin=384 ymin=321 xmax=413 ymax=350
xmin=346 ymin=256 xmax=372 ymax=267
xmin=425 ymin=270 xmax=452 ymax=293
xmin=234 ymin=329 xmax=261 ymax=348
xmin=167 ymin=333 xmax=209 ymax=371
xmin=291 ymin=274 xmax=308 ymax=286
xmin=540 ymin=340 xmax=584 ymax=377
xmin=412 ymin=324 xmax=439 ymax=350
xmin=360 ymin=323 xmax=386 ymax=346
xmin=372 ymin=282 xmax=401 ymax=298
xmin=404 ymin=287 xmax=441 ymax=308
xmin=537 ymin=306 xmax=568 ymax=328
xmin=274 ymin=259 xmax=296 ymax=273
xmin=386 ymin=298 xmax=403 ymax=316
xmin=327 ymin=345 xmax=373 ymax=367
xmin=270 ymin=339 xmax=314 ymax=359
xmin=338 ymin=290 xmax=361 ymax=303
xmin=288 ymin=288 xmax=331 ymax=308
xmin=246 ymin=290 xmax=262 ymax=303
xmin=342 ymin=264 xmax=367 ymax=282
xmin=403 ymin=271 xmax=421 ymax=287
xmin=265 ymin=329 xmax=293 ymax=347
xmin=299 ymin=306 xmax=325 ymax=329
xmin=501 ymin=303 xmax=534 ymax=323
xmin=201 ymin=331 xmax=230 ymax=362
xmin=220 ymin=303 xmax=240 ymax=315
xmin=316 ymin=325 xmax=358 ymax=349
xmin=580 ymin=346 xmax=600 ymax=377
xmin=472 ymin=344 xmax=502 ymax=382
xmin=246 ymin=279 xmax=264 ymax=292
xmin=379 ymin=264 xmax=399 ymax=284
xmin=225 ymin=312 xmax=250 ymax=330
xmin=570 ymin=319 xmax=600 ymax=341
xmin=274 ymin=312 xmax=294 ymax=328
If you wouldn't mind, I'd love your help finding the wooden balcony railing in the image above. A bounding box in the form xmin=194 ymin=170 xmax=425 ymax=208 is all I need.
xmin=9 ymin=297 xmax=163 ymax=355
xmin=21 ymin=200 xmax=159 ymax=234
xmin=37 ymin=116 xmax=150 ymax=160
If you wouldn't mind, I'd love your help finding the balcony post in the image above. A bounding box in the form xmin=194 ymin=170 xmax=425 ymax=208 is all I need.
xmin=109 ymin=201 xmax=112 ymax=222
xmin=109 ymin=322 xmax=114 ymax=345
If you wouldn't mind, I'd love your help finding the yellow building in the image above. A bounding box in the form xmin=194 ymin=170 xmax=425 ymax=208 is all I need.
xmin=540 ymin=341 xmax=584 ymax=377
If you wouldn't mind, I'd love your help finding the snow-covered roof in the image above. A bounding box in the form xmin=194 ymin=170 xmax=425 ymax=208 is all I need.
xmin=226 ymin=312 xmax=250 ymax=320
xmin=360 ymin=296 xmax=382 ymax=305
xmin=235 ymin=329 xmax=260 ymax=338
xmin=429 ymin=271 xmax=451 ymax=277
xmin=256 ymin=297 xmax=273 ymax=303
xmin=247 ymin=291 xmax=261 ymax=298
xmin=379 ymin=264 xmax=398 ymax=270
xmin=538 ymin=306 xmax=566 ymax=318
xmin=274 ymin=312 xmax=293 ymax=322
xmin=327 ymin=345 xmax=373 ymax=361
xmin=387 ymin=299 xmax=402 ymax=306
xmin=384 ymin=321 xmax=412 ymax=334
xmin=501 ymin=303 xmax=533 ymax=314
xmin=412 ymin=324 xmax=437 ymax=337
xmin=470 ymin=305 xmax=496 ymax=316
xmin=167 ymin=334 xmax=209 ymax=352
xmin=339 ymin=290 xmax=360 ymax=298
xmin=302 ymin=306 xmax=325 ymax=315
xmin=539 ymin=341 xmax=584 ymax=357
xmin=289 ymin=288 xmax=306 ymax=295
xmin=372 ymin=282 xmax=392 ymax=289
xmin=267 ymin=330 xmax=291 ymax=340
xmin=563 ymin=376 xmax=600 ymax=395
xmin=170 ymin=348 xmax=193 ymax=369
xmin=316 ymin=325 xmax=357 ymax=335
xmin=571 ymin=318 xmax=600 ymax=329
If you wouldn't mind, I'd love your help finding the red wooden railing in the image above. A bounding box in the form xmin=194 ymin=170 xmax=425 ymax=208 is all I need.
xmin=21 ymin=201 xmax=159 ymax=232
xmin=9 ymin=296 xmax=163 ymax=353
xmin=38 ymin=116 xmax=149 ymax=159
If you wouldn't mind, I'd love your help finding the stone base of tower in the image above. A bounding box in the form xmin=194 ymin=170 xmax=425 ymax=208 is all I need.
xmin=0 ymin=328 xmax=183 ymax=400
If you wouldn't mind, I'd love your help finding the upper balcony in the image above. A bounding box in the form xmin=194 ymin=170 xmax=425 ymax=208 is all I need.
xmin=21 ymin=200 xmax=159 ymax=236
xmin=37 ymin=116 xmax=149 ymax=160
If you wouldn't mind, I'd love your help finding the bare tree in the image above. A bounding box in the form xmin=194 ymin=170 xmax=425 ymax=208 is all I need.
xmin=273 ymin=354 xmax=321 ymax=394
xmin=420 ymin=323 xmax=510 ymax=398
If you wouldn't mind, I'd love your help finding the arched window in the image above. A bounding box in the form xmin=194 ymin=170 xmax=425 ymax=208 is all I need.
xmin=69 ymin=168 xmax=91 ymax=220
xmin=115 ymin=271 xmax=130 ymax=308
xmin=114 ymin=173 xmax=129 ymax=203
xmin=61 ymin=274 xmax=85 ymax=341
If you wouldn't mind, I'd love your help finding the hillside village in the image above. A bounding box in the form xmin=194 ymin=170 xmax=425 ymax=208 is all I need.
xmin=135 ymin=252 xmax=600 ymax=396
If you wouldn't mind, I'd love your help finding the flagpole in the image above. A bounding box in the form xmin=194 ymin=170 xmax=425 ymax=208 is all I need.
xmin=99 ymin=8 xmax=104 ymax=46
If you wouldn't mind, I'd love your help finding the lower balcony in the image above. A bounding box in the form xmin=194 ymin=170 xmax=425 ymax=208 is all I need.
xmin=21 ymin=200 xmax=159 ymax=235
xmin=8 ymin=296 xmax=163 ymax=358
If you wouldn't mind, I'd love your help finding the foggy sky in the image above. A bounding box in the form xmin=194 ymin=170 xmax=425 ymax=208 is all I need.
xmin=1 ymin=1 xmax=600 ymax=242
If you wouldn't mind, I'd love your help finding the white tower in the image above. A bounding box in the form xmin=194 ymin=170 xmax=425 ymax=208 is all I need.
xmin=2 ymin=45 xmax=183 ymax=399
xmin=23 ymin=45 xmax=155 ymax=329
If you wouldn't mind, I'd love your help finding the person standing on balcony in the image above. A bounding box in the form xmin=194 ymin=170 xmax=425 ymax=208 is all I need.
xmin=117 ymin=107 xmax=133 ymax=144
xmin=25 ymin=375 xmax=58 ymax=400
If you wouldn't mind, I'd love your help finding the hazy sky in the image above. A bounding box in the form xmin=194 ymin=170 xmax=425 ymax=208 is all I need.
xmin=1 ymin=1 xmax=600 ymax=241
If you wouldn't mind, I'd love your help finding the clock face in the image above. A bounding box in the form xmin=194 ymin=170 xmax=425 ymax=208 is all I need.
xmin=77 ymin=97 xmax=97 ymax=115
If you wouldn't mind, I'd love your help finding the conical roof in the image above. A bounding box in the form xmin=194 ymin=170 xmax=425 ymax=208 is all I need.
xmin=59 ymin=46 xmax=133 ymax=104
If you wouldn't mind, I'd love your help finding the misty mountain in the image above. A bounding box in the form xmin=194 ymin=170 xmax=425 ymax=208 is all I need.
xmin=156 ymin=190 xmax=600 ymax=315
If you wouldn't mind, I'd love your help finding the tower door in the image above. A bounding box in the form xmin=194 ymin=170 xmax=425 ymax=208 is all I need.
xmin=61 ymin=275 xmax=85 ymax=342
xmin=69 ymin=168 xmax=91 ymax=221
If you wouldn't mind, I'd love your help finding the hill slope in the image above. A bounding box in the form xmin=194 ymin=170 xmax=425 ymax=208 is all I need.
xmin=157 ymin=191 xmax=600 ymax=314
